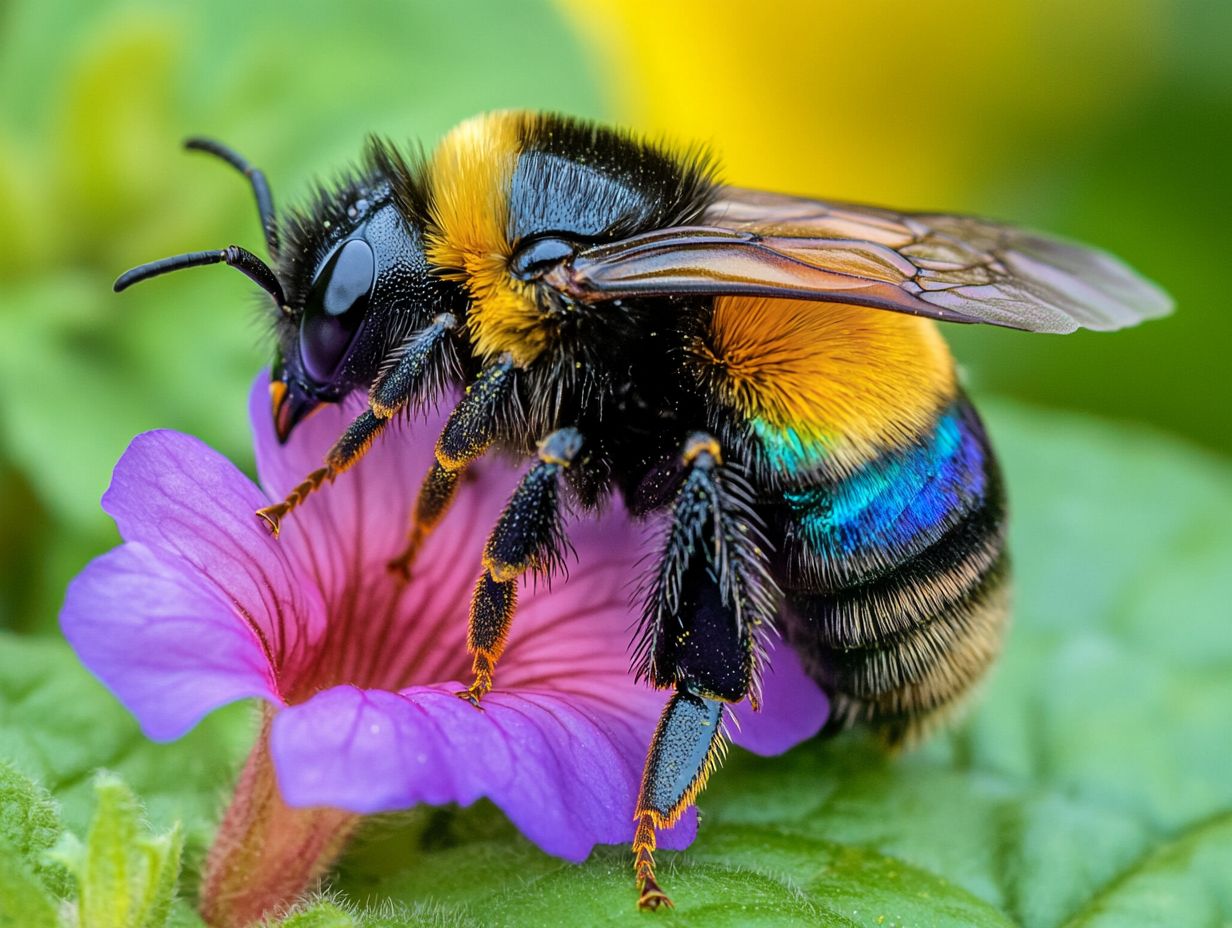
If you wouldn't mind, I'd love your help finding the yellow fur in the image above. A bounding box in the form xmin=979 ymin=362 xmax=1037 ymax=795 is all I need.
xmin=425 ymin=111 xmax=519 ymax=274
xmin=700 ymin=296 xmax=957 ymax=474
xmin=425 ymin=111 xmax=548 ymax=366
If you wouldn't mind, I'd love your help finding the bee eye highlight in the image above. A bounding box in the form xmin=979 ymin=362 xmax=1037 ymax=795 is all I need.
xmin=300 ymin=238 xmax=375 ymax=382
xmin=510 ymin=235 xmax=576 ymax=280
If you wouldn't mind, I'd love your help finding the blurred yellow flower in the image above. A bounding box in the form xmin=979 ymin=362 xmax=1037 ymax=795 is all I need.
xmin=560 ymin=0 xmax=1167 ymax=206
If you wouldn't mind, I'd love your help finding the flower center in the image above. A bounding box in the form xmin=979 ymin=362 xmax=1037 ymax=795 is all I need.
xmin=275 ymin=464 xmax=499 ymax=703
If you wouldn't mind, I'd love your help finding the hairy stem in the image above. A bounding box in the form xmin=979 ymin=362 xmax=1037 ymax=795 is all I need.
xmin=199 ymin=706 xmax=359 ymax=928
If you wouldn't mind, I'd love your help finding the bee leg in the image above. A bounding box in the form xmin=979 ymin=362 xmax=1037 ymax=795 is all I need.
xmin=256 ymin=409 xmax=386 ymax=535
xmin=387 ymin=460 xmax=462 ymax=580
xmin=256 ymin=315 xmax=460 ymax=536
xmin=634 ymin=688 xmax=728 ymax=911
xmin=387 ymin=354 xmax=515 ymax=577
xmin=459 ymin=426 xmax=582 ymax=704
xmin=367 ymin=313 xmax=459 ymax=419
xmin=630 ymin=432 xmax=777 ymax=909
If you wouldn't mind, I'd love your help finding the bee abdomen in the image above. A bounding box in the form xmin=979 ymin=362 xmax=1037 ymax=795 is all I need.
xmin=778 ymin=396 xmax=1010 ymax=747
xmin=812 ymin=552 xmax=1009 ymax=745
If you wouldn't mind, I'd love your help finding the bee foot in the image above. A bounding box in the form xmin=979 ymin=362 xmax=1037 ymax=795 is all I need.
xmin=386 ymin=556 xmax=413 ymax=584
xmin=454 ymin=685 xmax=487 ymax=710
xmin=254 ymin=466 xmax=333 ymax=538
xmin=455 ymin=673 xmax=491 ymax=709
xmin=637 ymin=878 xmax=673 ymax=911
xmin=255 ymin=506 xmax=285 ymax=537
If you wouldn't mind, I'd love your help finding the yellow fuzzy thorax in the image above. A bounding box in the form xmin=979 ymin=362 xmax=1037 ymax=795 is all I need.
xmin=425 ymin=111 xmax=548 ymax=366
xmin=701 ymin=295 xmax=958 ymax=474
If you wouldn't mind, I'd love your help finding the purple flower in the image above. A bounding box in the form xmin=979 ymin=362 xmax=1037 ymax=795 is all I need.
xmin=62 ymin=378 xmax=827 ymax=876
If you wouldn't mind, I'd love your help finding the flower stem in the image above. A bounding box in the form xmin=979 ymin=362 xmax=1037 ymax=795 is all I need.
xmin=199 ymin=706 xmax=359 ymax=928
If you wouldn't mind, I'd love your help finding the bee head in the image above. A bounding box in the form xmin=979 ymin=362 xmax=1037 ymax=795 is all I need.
xmin=114 ymin=138 xmax=454 ymax=444
xmin=272 ymin=146 xmax=448 ymax=441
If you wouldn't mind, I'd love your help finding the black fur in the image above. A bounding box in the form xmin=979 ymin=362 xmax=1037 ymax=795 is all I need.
xmin=513 ymin=114 xmax=717 ymax=244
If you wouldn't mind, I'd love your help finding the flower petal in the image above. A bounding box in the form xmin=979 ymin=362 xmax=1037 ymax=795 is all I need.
xmin=729 ymin=631 xmax=830 ymax=756
xmin=269 ymin=494 xmax=700 ymax=858
xmin=61 ymin=543 xmax=280 ymax=740
xmin=246 ymin=377 xmax=530 ymax=695
xmin=100 ymin=429 xmax=328 ymax=665
xmin=270 ymin=684 xmax=696 ymax=861
xmin=248 ymin=380 xmax=458 ymax=595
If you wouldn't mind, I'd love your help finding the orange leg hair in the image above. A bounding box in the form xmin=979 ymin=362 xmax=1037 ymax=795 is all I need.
xmin=256 ymin=410 xmax=385 ymax=535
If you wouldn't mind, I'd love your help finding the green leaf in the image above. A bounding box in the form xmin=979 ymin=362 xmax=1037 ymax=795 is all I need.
xmin=0 ymin=761 xmax=70 ymax=897
xmin=0 ymin=633 xmax=251 ymax=861
xmin=276 ymin=900 xmax=357 ymax=928
xmin=0 ymin=764 xmax=65 ymax=928
xmin=51 ymin=773 xmax=184 ymax=928
xmin=0 ymin=844 xmax=60 ymax=928
xmin=271 ymin=896 xmax=470 ymax=928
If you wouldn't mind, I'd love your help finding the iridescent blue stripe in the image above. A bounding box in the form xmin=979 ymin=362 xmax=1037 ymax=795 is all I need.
xmin=783 ymin=404 xmax=987 ymax=564
xmin=751 ymin=417 xmax=831 ymax=476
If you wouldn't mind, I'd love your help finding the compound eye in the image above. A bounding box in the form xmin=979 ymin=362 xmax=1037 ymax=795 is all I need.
xmin=510 ymin=235 xmax=576 ymax=280
xmin=299 ymin=238 xmax=375 ymax=382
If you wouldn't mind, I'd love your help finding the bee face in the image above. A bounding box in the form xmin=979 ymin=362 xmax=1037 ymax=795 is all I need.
xmin=269 ymin=209 xmax=381 ymax=440
xmin=270 ymin=147 xmax=463 ymax=442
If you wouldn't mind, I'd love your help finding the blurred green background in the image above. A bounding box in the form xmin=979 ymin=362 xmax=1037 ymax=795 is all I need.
xmin=0 ymin=0 xmax=1227 ymax=636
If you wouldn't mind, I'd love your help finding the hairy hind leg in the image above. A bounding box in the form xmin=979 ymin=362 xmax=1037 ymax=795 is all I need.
xmin=634 ymin=688 xmax=728 ymax=910
xmin=631 ymin=433 xmax=779 ymax=909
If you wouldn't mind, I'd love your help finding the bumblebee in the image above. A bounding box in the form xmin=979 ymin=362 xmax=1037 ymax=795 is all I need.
xmin=115 ymin=112 xmax=1170 ymax=909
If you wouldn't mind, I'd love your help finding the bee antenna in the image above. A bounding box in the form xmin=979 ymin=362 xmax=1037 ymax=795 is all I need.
xmin=184 ymin=137 xmax=280 ymax=257
xmin=113 ymin=245 xmax=288 ymax=312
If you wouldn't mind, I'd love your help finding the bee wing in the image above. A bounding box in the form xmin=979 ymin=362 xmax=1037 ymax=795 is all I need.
xmin=542 ymin=187 xmax=1172 ymax=333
